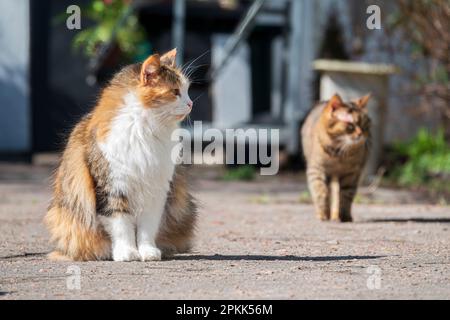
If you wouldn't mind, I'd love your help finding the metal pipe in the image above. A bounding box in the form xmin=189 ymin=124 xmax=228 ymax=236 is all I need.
xmin=210 ymin=0 xmax=266 ymax=80
xmin=284 ymin=0 xmax=302 ymax=154
xmin=172 ymin=0 xmax=186 ymax=66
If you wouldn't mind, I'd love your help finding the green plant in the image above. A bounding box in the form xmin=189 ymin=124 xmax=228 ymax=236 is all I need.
xmin=391 ymin=128 xmax=450 ymax=186
xmin=222 ymin=165 xmax=256 ymax=181
xmin=70 ymin=0 xmax=148 ymax=60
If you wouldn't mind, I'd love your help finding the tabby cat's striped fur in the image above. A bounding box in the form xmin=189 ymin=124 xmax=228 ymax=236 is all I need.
xmin=301 ymin=94 xmax=371 ymax=222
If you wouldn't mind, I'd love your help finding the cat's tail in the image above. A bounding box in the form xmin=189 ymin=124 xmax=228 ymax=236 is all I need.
xmin=45 ymin=206 xmax=111 ymax=261
xmin=45 ymin=122 xmax=112 ymax=261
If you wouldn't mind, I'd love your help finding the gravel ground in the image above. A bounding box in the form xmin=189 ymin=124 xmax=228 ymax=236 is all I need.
xmin=0 ymin=162 xmax=449 ymax=299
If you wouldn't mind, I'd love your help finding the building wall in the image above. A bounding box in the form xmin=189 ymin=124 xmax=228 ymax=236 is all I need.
xmin=0 ymin=0 xmax=30 ymax=153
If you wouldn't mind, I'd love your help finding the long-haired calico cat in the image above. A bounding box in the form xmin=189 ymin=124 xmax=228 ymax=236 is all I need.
xmin=45 ymin=49 xmax=197 ymax=261
xmin=301 ymin=93 xmax=371 ymax=222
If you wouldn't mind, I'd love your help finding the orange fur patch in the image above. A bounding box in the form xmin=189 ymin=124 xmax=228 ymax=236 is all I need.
xmin=45 ymin=206 xmax=111 ymax=261
xmin=88 ymin=86 xmax=127 ymax=142
xmin=45 ymin=118 xmax=111 ymax=261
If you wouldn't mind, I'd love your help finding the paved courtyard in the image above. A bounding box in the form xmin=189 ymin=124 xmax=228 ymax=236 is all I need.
xmin=0 ymin=162 xmax=449 ymax=299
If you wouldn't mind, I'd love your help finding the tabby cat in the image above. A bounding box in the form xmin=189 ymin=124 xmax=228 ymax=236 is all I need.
xmin=301 ymin=93 xmax=371 ymax=222
xmin=45 ymin=49 xmax=197 ymax=261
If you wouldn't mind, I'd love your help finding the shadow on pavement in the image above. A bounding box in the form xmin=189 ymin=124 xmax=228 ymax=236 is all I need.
xmin=364 ymin=218 xmax=450 ymax=224
xmin=0 ymin=252 xmax=48 ymax=260
xmin=171 ymin=254 xmax=385 ymax=262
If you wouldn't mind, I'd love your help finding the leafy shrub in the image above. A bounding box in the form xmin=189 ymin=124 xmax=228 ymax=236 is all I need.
xmin=222 ymin=166 xmax=256 ymax=181
xmin=70 ymin=0 xmax=147 ymax=60
xmin=391 ymin=128 xmax=450 ymax=186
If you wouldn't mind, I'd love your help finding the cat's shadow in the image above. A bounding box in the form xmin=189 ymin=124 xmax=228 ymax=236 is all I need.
xmin=363 ymin=218 xmax=450 ymax=224
xmin=170 ymin=254 xmax=385 ymax=262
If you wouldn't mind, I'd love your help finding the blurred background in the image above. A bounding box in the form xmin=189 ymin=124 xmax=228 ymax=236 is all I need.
xmin=0 ymin=0 xmax=449 ymax=202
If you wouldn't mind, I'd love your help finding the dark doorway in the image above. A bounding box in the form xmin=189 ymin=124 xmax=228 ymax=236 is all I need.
xmin=30 ymin=0 xmax=99 ymax=153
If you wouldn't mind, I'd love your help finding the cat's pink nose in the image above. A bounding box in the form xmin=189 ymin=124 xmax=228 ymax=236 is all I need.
xmin=187 ymin=101 xmax=193 ymax=109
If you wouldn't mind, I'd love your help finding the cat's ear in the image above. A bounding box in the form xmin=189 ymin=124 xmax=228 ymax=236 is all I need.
xmin=161 ymin=48 xmax=177 ymax=67
xmin=353 ymin=94 xmax=371 ymax=109
xmin=328 ymin=94 xmax=344 ymax=110
xmin=140 ymin=54 xmax=161 ymax=85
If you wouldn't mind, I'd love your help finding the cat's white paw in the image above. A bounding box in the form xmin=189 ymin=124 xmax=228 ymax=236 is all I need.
xmin=112 ymin=245 xmax=141 ymax=262
xmin=138 ymin=245 xmax=162 ymax=261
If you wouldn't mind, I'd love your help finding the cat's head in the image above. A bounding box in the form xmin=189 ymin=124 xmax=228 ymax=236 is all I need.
xmin=322 ymin=93 xmax=371 ymax=147
xmin=137 ymin=49 xmax=192 ymax=121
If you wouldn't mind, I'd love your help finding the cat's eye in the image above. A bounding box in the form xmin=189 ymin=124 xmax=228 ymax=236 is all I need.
xmin=346 ymin=124 xmax=355 ymax=133
xmin=173 ymin=89 xmax=181 ymax=97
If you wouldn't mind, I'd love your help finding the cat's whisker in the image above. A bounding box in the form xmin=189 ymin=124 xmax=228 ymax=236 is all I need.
xmin=185 ymin=114 xmax=193 ymax=129
xmin=188 ymin=78 xmax=209 ymax=85
xmin=185 ymin=64 xmax=210 ymax=80
xmin=184 ymin=63 xmax=209 ymax=73
xmin=193 ymin=92 xmax=205 ymax=103
xmin=181 ymin=50 xmax=210 ymax=74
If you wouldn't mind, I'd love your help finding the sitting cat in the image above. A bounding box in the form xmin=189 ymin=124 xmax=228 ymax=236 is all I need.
xmin=301 ymin=93 xmax=371 ymax=222
xmin=45 ymin=49 xmax=197 ymax=261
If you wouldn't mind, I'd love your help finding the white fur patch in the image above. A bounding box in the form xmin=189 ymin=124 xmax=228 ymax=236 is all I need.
xmin=335 ymin=110 xmax=354 ymax=123
xmin=100 ymin=214 xmax=140 ymax=262
xmin=99 ymin=91 xmax=180 ymax=261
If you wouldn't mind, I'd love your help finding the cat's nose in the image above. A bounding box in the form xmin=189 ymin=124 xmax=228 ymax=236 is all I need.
xmin=187 ymin=100 xmax=193 ymax=109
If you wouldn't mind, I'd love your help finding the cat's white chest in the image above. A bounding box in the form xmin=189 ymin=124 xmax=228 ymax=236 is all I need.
xmin=99 ymin=92 xmax=176 ymax=213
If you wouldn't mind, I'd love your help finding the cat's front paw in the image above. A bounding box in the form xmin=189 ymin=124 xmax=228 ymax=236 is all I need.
xmin=138 ymin=245 xmax=162 ymax=261
xmin=112 ymin=245 xmax=141 ymax=262
xmin=316 ymin=211 xmax=330 ymax=221
xmin=340 ymin=215 xmax=353 ymax=223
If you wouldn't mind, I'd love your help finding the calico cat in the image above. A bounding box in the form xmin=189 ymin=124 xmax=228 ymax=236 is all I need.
xmin=45 ymin=49 xmax=197 ymax=261
xmin=301 ymin=93 xmax=371 ymax=222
